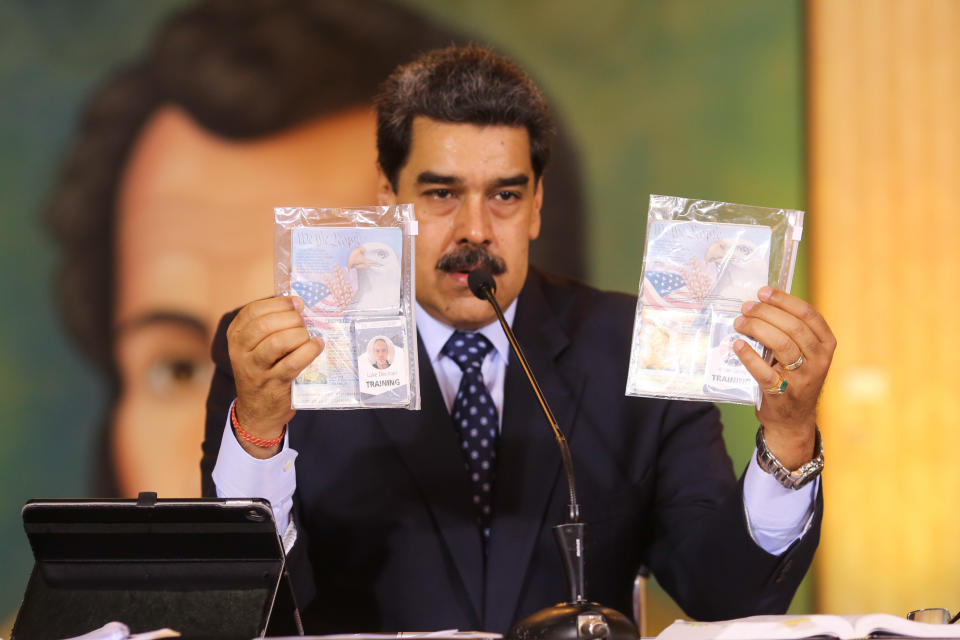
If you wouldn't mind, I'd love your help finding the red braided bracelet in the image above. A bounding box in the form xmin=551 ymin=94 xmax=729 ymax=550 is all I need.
xmin=231 ymin=402 xmax=285 ymax=448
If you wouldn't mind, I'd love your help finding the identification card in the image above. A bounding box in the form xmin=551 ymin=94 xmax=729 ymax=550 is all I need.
xmin=355 ymin=318 xmax=410 ymax=406
xmin=627 ymin=220 xmax=772 ymax=403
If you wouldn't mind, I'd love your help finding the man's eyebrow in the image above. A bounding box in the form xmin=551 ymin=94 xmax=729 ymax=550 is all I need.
xmin=492 ymin=174 xmax=530 ymax=188
xmin=114 ymin=311 xmax=208 ymax=339
xmin=416 ymin=171 xmax=461 ymax=185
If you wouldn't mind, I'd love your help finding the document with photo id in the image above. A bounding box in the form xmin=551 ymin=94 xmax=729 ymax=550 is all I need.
xmin=355 ymin=318 xmax=410 ymax=406
xmin=627 ymin=220 xmax=770 ymax=404
xmin=625 ymin=195 xmax=804 ymax=406
xmin=275 ymin=205 xmax=422 ymax=410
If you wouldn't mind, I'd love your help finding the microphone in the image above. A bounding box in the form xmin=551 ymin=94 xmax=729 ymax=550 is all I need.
xmin=468 ymin=269 xmax=580 ymax=525
xmin=467 ymin=268 xmax=637 ymax=640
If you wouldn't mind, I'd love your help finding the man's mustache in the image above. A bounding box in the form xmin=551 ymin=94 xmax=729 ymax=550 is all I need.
xmin=435 ymin=245 xmax=507 ymax=276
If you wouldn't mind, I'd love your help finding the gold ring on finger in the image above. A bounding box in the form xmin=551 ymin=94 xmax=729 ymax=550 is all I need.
xmin=782 ymin=354 xmax=804 ymax=371
xmin=763 ymin=376 xmax=788 ymax=395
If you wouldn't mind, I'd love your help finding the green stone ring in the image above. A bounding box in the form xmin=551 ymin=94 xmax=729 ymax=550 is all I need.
xmin=764 ymin=378 xmax=789 ymax=395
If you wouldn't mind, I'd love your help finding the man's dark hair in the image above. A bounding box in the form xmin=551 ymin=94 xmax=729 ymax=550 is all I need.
xmin=44 ymin=0 xmax=586 ymax=496
xmin=375 ymin=45 xmax=554 ymax=190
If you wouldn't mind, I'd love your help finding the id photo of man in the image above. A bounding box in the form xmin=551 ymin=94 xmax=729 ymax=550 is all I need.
xmin=369 ymin=337 xmax=394 ymax=370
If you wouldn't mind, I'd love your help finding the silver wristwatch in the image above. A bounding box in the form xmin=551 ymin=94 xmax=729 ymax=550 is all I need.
xmin=755 ymin=425 xmax=824 ymax=490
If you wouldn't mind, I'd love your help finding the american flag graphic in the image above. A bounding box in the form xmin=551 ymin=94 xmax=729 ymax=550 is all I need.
xmin=642 ymin=271 xmax=700 ymax=309
xmin=292 ymin=280 xmax=334 ymax=308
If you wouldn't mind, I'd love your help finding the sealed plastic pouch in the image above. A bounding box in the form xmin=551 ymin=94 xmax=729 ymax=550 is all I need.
xmin=274 ymin=205 xmax=420 ymax=410
xmin=625 ymin=194 xmax=803 ymax=406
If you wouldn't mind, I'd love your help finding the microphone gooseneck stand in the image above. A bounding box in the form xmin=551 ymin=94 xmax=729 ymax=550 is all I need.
xmin=467 ymin=269 xmax=638 ymax=640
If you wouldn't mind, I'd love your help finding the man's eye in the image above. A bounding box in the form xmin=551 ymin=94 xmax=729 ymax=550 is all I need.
xmin=427 ymin=188 xmax=453 ymax=199
xmin=495 ymin=191 xmax=519 ymax=201
xmin=146 ymin=358 xmax=213 ymax=396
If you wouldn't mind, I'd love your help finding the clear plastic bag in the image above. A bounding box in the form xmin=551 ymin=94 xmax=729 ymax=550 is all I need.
xmin=274 ymin=205 xmax=420 ymax=410
xmin=625 ymin=194 xmax=804 ymax=406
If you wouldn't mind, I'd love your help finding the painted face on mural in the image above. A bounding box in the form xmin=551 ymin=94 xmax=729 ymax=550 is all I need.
xmin=112 ymin=105 xmax=379 ymax=496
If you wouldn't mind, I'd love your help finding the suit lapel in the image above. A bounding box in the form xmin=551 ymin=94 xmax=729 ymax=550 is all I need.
xmin=374 ymin=340 xmax=485 ymax=624
xmin=484 ymin=272 xmax=586 ymax=631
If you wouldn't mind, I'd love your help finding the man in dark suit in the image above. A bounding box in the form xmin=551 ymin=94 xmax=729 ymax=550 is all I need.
xmin=202 ymin=46 xmax=835 ymax=633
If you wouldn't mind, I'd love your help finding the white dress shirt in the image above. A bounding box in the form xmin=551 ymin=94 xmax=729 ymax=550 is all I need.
xmin=214 ymin=301 xmax=817 ymax=555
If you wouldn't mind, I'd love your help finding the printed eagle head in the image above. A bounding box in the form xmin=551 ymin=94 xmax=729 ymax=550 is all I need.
xmin=348 ymin=242 xmax=401 ymax=309
xmin=704 ymin=237 xmax=768 ymax=300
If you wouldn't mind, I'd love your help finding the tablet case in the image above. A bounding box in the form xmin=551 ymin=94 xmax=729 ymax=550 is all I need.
xmin=12 ymin=493 xmax=303 ymax=639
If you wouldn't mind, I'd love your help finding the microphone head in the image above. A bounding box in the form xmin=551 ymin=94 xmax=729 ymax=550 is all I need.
xmin=467 ymin=268 xmax=497 ymax=299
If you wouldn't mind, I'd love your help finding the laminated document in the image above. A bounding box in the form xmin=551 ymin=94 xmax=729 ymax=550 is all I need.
xmin=625 ymin=195 xmax=804 ymax=406
xmin=275 ymin=206 xmax=421 ymax=410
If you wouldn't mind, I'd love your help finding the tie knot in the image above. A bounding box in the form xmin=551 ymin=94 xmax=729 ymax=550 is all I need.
xmin=442 ymin=331 xmax=494 ymax=372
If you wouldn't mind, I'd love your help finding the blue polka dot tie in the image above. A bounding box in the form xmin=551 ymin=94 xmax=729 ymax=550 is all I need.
xmin=442 ymin=330 xmax=499 ymax=544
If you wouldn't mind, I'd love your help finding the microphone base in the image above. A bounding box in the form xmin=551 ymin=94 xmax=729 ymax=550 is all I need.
xmin=506 ymin=601 xmax=638 ymax=640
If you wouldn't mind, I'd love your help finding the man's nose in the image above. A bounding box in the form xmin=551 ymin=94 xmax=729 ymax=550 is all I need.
xmin=453 ymin=193 xmax=492 ymax=244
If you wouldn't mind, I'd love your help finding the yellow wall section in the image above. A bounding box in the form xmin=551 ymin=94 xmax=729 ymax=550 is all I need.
xmin=808 ymin=0 xmax=960 ymax=614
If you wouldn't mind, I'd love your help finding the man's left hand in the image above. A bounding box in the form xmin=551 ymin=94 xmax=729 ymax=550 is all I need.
xmin=733 ymin=286 xmax=836 ymax=470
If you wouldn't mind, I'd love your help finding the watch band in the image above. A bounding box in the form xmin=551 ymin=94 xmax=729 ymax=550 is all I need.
xmin=755 ymin=425 xmax=824 ymax=490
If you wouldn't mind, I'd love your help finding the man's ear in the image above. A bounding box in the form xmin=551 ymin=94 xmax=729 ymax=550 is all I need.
xmin=376 ymin=164 xmax=398 ymax=205
xmin=529 ymin=177 xmax=543 ymax=241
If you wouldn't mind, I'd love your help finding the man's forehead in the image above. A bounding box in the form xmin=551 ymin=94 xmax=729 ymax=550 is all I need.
xmin=409 ymin=115 xmax=531 ymax=146
xmin=404 ymin=116 xmax=534 ymax=180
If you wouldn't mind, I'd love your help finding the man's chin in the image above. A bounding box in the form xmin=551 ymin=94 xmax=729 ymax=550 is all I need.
xmin=421 ymin=292 xmax=497 ymax=330
xmin=451 ymin=301 xmax=499 ymax=329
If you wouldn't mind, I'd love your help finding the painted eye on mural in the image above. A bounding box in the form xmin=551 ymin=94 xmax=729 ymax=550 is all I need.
xmin=146 ymin=357 xmax=214 ymax=397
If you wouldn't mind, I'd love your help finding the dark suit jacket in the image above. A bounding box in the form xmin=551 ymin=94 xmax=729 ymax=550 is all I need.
xmin=201 ymin=268 xmax=821 ymax=634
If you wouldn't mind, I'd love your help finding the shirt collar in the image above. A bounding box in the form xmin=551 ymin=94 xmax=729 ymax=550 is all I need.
xmin=416 ymin=298 xmax=518 ymax=363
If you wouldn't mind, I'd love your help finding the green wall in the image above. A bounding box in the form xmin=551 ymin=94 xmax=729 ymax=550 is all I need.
xmin=0 ymin=0 xmax=806 ymax=630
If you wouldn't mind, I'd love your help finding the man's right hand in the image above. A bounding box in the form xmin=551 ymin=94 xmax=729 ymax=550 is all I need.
xmin=226 ymin=296 xmax=324 ymax=458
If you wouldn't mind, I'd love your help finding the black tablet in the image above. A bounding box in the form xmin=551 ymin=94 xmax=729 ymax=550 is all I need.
xmin=12 ymin=494 xmax=299 ymax=640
